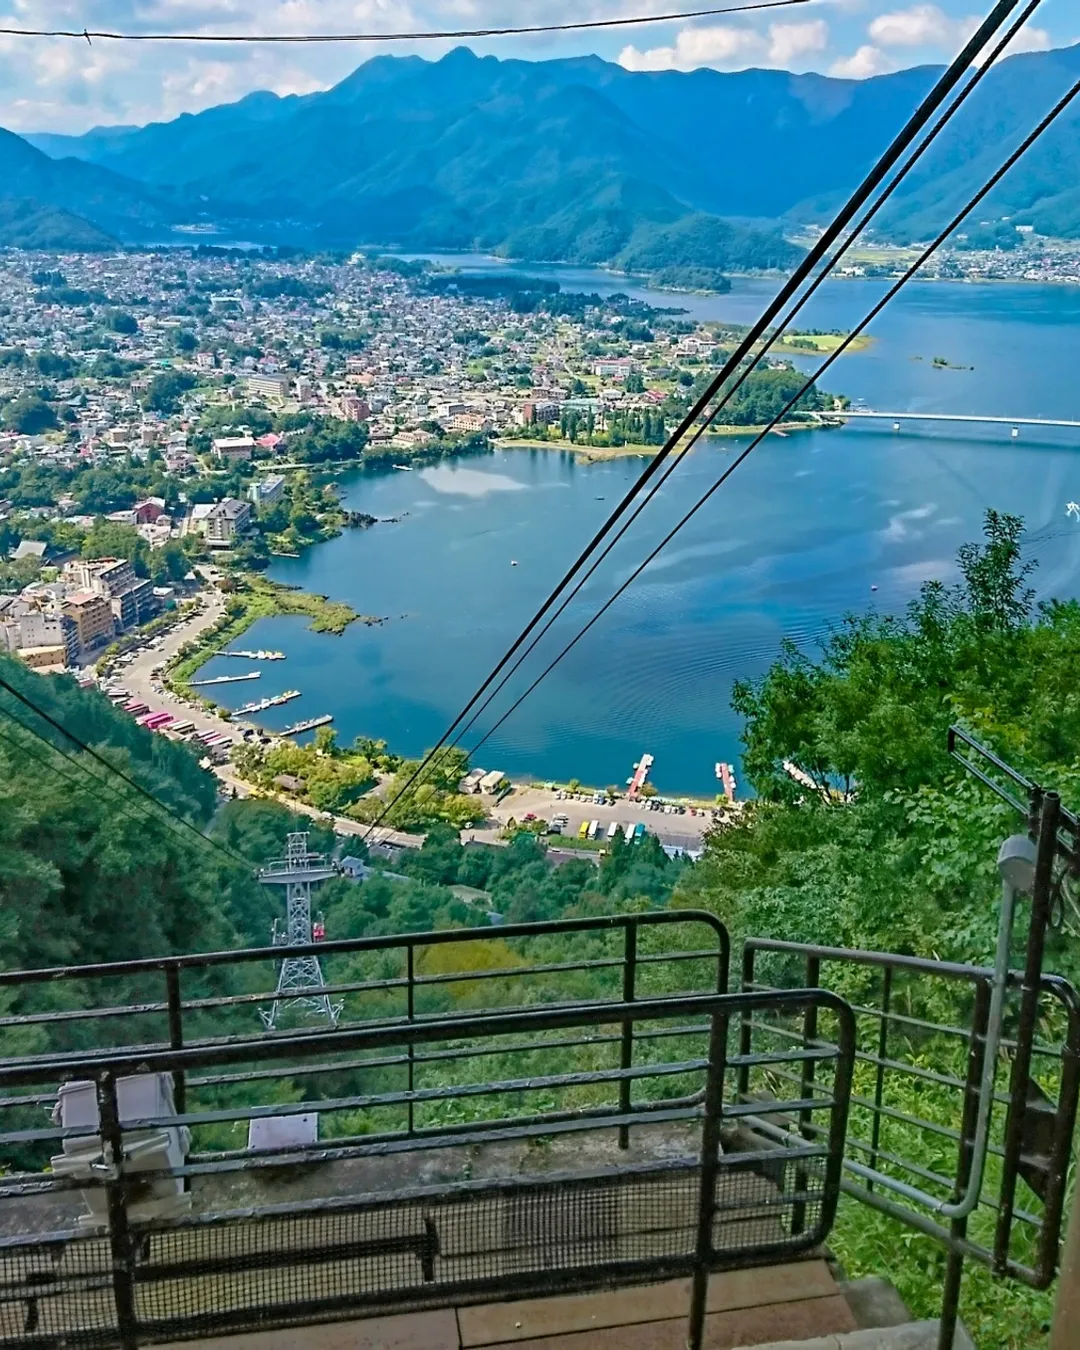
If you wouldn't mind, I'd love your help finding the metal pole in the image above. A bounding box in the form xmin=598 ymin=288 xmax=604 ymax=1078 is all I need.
xmin=868 ymin=966 xmax=893 ymax=1192
xmin=939 ymin=979 xmax=991 ymax=1350
xmin=164 ymin=965 xmax=186 ymax=1115
xmin=97 ymin=1070 xmax=139 ymax=1350
xmin=687 ymin=1006 xmax=728 ymax=1350
xmin=996 ymin=792 xmax=1061 ymax=1271
xmin=1051 ymin=1156 xmax=1080 ymax=1350
xmin=619 ymin=920 xmax=637 ymax=1149
xmin=407 ymin=944 xmax=415 ymax=1136
xmin=792 ymin=956 xmax=820 ymax=1237
xmin=737 ymin=945 xmax=754 ymax=1104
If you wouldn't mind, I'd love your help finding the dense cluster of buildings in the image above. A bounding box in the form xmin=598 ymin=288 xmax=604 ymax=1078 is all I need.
xmin=0 ymin=247 xmax=690 ymax=486
xmin=0 ymin=555 xmax=166 ymax=669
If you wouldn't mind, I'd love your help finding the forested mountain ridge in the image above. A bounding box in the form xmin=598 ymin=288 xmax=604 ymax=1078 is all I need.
xmin=0 ymin=128 xmax=177 ymax=243
xmin=20 ymin=42 xmax=1080 ymax=249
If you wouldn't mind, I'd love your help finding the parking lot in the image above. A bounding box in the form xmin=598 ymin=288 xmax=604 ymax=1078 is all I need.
xmin=489 ymin=784 xmax=720 ymax=852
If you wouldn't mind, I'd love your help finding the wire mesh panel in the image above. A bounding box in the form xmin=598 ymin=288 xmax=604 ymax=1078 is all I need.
xmin=0 ymin=988 xmax=853 ymax=1348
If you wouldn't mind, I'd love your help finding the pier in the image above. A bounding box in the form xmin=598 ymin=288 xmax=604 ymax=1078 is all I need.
xmin=224 ymin=649 xmax=286 ymax=661
xmin=283 ymin=714 xmax=334 ymax=737
xmin=190 ymin=671 xmax=260 ymax=687
xmin=715 ymin=762 xmax=738 ymax=801
xmin=627 ymin=752 xmax=655 ymax=799
xmin=236 ymin=689 xmax=301 ymax=716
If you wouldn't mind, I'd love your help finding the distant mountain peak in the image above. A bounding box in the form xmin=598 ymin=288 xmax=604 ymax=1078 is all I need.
xmin=8 ymin=42 xmax=1080 ymax=251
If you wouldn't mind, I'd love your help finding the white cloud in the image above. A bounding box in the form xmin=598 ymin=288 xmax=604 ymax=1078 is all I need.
xmin=869 ymin=4 xmax=969 ymax=49
xmin=867 ymin=5 xmax=1052 ymax=66
xmin=829 ymin=43 xmax=895 ymax=78
xmin=768 ymin=20 xmax=829 ymax=66
xmin=619 ymin=18 xmax=829 ymax=74
xmin=0 ymin=1 xmax=1070 ymax=132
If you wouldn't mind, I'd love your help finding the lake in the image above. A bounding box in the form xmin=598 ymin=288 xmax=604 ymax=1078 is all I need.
xmin=195 ymin=271 xmax=1080 ymax=797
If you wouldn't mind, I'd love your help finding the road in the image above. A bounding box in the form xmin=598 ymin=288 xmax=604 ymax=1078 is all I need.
xmin=107 ymin=595 xmax=425 ymax=852
xmin=213 ymin=763 xmax=424 ymax=851
xmin=110 ymin=589 xmax=244 ymax=746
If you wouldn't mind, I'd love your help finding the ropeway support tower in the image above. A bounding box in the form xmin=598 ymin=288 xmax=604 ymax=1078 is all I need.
xmin=259 ymin=832 xmax=342 ymax=1029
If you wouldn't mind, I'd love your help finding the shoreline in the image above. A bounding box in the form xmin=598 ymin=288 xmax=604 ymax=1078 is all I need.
xmin=166 ymin=574 xmax=380 ymax=704
xmin=499 ymin=421 xmax=824 ymax=461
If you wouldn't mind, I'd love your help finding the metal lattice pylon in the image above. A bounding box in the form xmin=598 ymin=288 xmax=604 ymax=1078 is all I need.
xmin=259 ymin=832 xmax=342 ymax=1029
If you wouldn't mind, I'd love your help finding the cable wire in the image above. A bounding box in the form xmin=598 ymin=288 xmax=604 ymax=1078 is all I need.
xmin=417 ymin=0 xmax=1044 ymax=766
xmin=0 ymin=2 xmax=809 ymax=44
xmin=463 ymin=72 xmax=1080 ymax=759
xmin=0 ymin=676 xmax=252 ymax=871
xmin=0 ymin=714 xmax=223 ymax=864
xmin=363 ymin=0 xmax=1026 ymax=836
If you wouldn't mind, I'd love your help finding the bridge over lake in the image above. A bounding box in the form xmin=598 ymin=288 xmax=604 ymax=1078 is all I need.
xmin=815 ymin=410 xmax=1080 ymax=432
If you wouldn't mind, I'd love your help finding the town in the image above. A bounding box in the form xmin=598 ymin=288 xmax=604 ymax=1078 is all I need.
xmin=3 ymin=229 xmax=1078 ymax=675
xmin=0 ymin=244 xmax=831 ymax=671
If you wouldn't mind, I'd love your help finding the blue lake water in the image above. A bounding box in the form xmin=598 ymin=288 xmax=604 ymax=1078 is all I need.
xmin=196 ymin=274 xmax=1080 ymax=796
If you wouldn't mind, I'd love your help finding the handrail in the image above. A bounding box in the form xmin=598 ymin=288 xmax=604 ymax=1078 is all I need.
xmin=0 ymin=911 xmax=729 ymax=1131
xmin=0 ymin=988 xmax=855 ymax=1350
xmin=0 ymin=909 xmax=729 ymax=985
xmin=742 ymin=937 xmax=1080 ymax=1298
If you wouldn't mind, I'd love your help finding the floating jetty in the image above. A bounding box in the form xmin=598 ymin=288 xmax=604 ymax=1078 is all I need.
xmin=236 ymin=689 xmax=301 ymax=716
xmin=224 ymin=649 xmax=286 ymax=661
xmin=283 ymin=714 xmax=334 ymax=736
xmin=190 ymin=671 xmax=260 ymax=687
xmin=627 ymin=752 xmax=655 ymax=799
xmin=715 ymin=762 xmax=738 ymax=801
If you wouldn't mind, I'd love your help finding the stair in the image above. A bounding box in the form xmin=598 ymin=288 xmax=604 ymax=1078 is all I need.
xmin=739 ymin=1324 xmax=975 ymax=1350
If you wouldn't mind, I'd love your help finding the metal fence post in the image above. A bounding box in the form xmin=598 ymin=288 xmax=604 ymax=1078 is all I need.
xmin=996 ymin=791 xmax=1061 ymax=1272
xmin=792 ymin=956 xmax=821 ymax=1237
xmin=1051 ymin=1141 xmax=1080 ymax=1350
xmin=97 ymin=1070 xmax=139 ymax=1350
xmin=939 ymin=979 xmax=991 ymax=1350
xmin=737 ymin=945 xmax=754 ymax=1104
xmin=407 ymin=944 xmax=416 ymax=1136
xmin=867 ymin=965 xmax=893 ymax=1191
xmin=687 ymin=1006 xmax=729 ymax=1350
xmin=618 ymin=921 xmax=638 ymax=1149
xmin=164 ymin=964 xmax=186 ymax=1115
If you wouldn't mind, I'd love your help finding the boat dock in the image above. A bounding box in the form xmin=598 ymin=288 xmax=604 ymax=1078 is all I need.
xmin=283 ymin=714 xmax=334 ymax=736
xmin=715 ymin=761 xmax=738 ymax=801
xmin=627 ymin=752 xmax=655 ymax=799
xmin=236 ymin=689 xmax=301 ymax=716
xmin=224 ymin=649 xmax=286 ymax=661
xmin=190 ymin=671 xmax=260 ymax=687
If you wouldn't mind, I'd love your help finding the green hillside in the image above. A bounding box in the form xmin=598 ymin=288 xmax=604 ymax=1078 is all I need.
xmin=0 ymin=198 xmax=116 ymax=251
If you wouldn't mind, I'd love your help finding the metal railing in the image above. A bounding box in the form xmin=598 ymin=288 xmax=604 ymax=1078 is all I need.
xmin=0 ymin=988 xmax=854 ymax=1350
xmin=742 ymin=938 xmax=1080 ymax=1349
xmin=0 ymin=910 xmax=729 ymax=1124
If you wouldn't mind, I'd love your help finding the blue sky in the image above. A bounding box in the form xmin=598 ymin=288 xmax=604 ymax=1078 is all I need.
xmin=0 ymin=1 xmax=1074 ymax=132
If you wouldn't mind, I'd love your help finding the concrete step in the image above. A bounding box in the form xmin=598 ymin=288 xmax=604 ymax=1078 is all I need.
xmin=734 ymin=1319 xmax=976 ymax=1350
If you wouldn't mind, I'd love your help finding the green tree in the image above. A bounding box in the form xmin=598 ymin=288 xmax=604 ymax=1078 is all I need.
xmin=144 ymin=370 xmax=196 ymax=414
xmin=2 ymin=395 xmax=57 ymax=435
xmin=105 ymin=310 xmax=139 ymax=335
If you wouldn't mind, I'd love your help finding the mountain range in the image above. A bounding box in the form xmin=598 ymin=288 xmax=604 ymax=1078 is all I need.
xmin=3 ymin=42 xmax=1079 ymax=267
